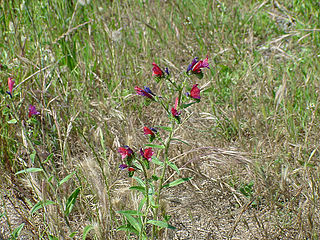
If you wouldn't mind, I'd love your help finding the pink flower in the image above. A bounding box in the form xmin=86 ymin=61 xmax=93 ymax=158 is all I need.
xmin=152 ymin=62 xmax=165 ymax=77
xmin=6 ymin=77 xmax=15 ymax=97
xmin=187 ymin=56 xmax=209 ymax=74
xmin=140 ymin=147 xmax=154 ymax=161
xmin=118 ymin=146 xmax=134 ymax=159
xmin=189 ymin=84 xmax=201 ymax=100
xmin=171 ymin=97 xmax=181 ymax=117
xmin=28 ymin=105 xmax=40 ymax=118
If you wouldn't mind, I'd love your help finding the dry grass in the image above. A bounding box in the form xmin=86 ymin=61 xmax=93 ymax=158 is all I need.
xmin=1 ymin=0 xmax=320 ymax=239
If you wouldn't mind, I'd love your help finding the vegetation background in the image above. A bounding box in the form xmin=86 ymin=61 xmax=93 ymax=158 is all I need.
xmin=1 ymin=0 xmax=320 ymax=239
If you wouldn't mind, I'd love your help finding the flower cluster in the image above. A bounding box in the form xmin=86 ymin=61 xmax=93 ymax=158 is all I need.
xmin=5 ymin=77 xmax=41 ymax=119
xmin=119 ymin=56 xmax=209 ymax=176
xmin=118 ymin=144 xmax=155 ymax=176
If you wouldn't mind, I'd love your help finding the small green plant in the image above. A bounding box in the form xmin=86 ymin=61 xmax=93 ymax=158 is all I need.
xmin=116 ymin=58 xmax=209 ymax=239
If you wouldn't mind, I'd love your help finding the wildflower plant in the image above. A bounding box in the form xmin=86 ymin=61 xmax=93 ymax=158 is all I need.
xmin=117 ymin=57 xmax=209 ymax=239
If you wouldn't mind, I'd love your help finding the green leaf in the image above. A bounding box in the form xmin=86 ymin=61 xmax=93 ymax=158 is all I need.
xmin=15 ymin=168 xmax=43 ymax=175
xmin=48 ymin=235 xmax=59 ymax=240
xmin=121 ymin=214 xmax=141 ymax=233
xmin=11 ymin=223 xmax=25 ymax=239
xmin=152 ymin=174 xmax=159 ymax=181
xmin=117 ymin=210 xmax=145 ymax=216
xmin=65 ymin=187 xmax=80 ymax=216
xmin=69 ymin=232 xmax=77 ymax=238
xmin=82 ymin=225 xmax=94 ymax=240
xmin=58 ymin=171 xmax=75 ymax=187
xmin=7 ymin=119 xmax=17 ymax=124
xmin=154 ymin=125 xmax=172 ymax=132
xmin=151 ymin=156 xmax=164 ymax=166
xmin=181 ymin=102 xmax=197 ymax=109
xmin=145 ymin=144 xmax=165 ymax=149
xmin=129 ymin=186 xmax=146 ymax=194
xmin=133 ymin=176 xmax=146 ymax=187
xmin=117 ymin=224 xmax=139 ymax=235
xmin=195 ymin=72 xmax=204 ymax=79
xmin=167 ymin=161 xmax=180 ymax=174
xmin=48 ymin=175 xmax=53 ymax=182
xmin=147 ymin=220 xmax=175 ymax=229
xmin=31 ymin=200 xmax=56 ymax=215
xmin=43 ymin=153 xmax=53 ymax=164
xmin=171 ymin=138 xmax=190 ymax=146
xmin=30 ymin=151 xmax=36 ymax=163
xmin=162 ymin=177 xmax=192 ymax=188
xmin=138 ymin=197 xmax=146 ymax=212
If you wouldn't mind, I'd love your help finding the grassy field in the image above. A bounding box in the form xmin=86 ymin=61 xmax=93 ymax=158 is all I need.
xmin=1 ymin=0 xmax=320 ymax=239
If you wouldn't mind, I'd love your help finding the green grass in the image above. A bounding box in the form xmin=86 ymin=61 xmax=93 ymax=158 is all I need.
xmin=1 ymin=0 xmax=320 ymax=239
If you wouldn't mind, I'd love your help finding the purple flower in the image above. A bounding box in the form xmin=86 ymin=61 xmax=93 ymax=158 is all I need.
xmin=28 ymin=105 xmax=40 ymax=118
xmin=119 ymin=164 xmax=128 ymax=170
xmin=143 ymin=86 xmax=156 ymax=96
xmin=135 ymin=86 xmax=155 ymax=100
xmin=187 ymin=56 xmax=209 ymax=74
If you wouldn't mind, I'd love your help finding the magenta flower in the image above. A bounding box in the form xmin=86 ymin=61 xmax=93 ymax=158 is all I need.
xmin=135 ymin=86 xmax=155 ymax=100
xmin=187 ymin=56 xmax=209 ymax=74
xmin=171 ymin=97 xmax=181 ymax=117
xmin=144 ymin=126 xmax=157 ymax=142
xmin=118 ymin=146 xmax=134 ymax=159
xmin=152 ymin=62 xmax=165 ymax=77
xmin=140 ymin=147 xmax=154 ymax=161
xmin=188 ymin=84 xmax=201 ymax=100
xmin=144 ymin=126 xmax=157 ymax=136
xmin=28 ymin=105 xmax=40 ymax=118
xmin=6 ymin=77 xmax=15 ymax=98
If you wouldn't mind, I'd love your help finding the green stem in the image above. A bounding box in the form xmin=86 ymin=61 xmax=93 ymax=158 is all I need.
xmin=152 ymin=120 xmax=175 ymax=239
xmin=137 ymin=157 xmax=150 ymax=239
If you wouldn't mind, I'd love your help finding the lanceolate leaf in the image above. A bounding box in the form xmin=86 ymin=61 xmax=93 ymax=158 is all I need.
xmin=11 ymin=223 xmax=25 ymax=238
xmin=147 ymin=220 xmax=176 ymax=229
xmin=58 ymin=171 xmax=75 ymax=187
xmin=117 ymin=225 xmax=139 ymax=235
xmin=145 ymin=144 xmax=165 ymax=149
xmin=31 ymin=200 xmax=56 ymax=215
xmin=15 ymin=168 xmax=43 ymax=175
xmin=167 ymin=161 xmax=180 ymax=174
xmin=65 ymin=187 xmax=80 ymax=216
xmin=171 ymin=138 xmax=190 ymax=146
xmin=82 ymin=225 xmax=94 ymax=240
xmin=121 ymin=214 xmax=142 ymax=233
xmin=154 ymin=126 xmax=172 ymax=132
xmin=129 ymin=186 xmax=146 ymax=194
xmin=162 ymin=177 xmax=193 ymax=188
xmin=117 ymin=210 xmax=145 ymax=216
xmin=151 ymin=156 xmax=164 ymax=166
xmin=133 ymin=176 xmax=146 ymax=187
